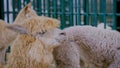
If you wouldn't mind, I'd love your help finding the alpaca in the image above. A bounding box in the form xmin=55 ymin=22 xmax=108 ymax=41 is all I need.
xmin=0 ymin=20 xmax=15 ymax=68
xmin=54 ymin=25 xmax=120 ymax=68
xmin=53 ymin=41 xmax=81 ymax=68
xmin=6 ymin=16 xmax=61 ymax=68
xmin=0 ymin=3 xmax=37 ymax=67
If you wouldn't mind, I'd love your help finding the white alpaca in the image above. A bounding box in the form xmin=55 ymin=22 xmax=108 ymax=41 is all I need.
xmin=55 ymin=25 xmax=120 ymax=68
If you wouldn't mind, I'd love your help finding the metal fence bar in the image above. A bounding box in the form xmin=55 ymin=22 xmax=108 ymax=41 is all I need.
xmin=7 ymin=0 xmax=9 ymax=22
xmin=77 ymin=0 xmax=81 ymax=25
xmin=83 ymin=0 xmax=89 ymax=25
xmin=60 ymin=0 xmax=65 ymax=29
xmin=12 ymin=0 xmax=16 ymax=20
xmin=23 ymin=0 xmax=25 ymax=5
xmin=17 ymin=0 xmax=21 ymax=11
xmin=32 ymin=0 xmax=35 ymax=11
xmin=116 ymin=0 xmax=120 ymax=31
xmin=53 ymin=0 xmax=57 ymax=18
xmin=47 ymin=0 xmax=50 ymax=17
xmin=69 ymin=0 xmax=73 ymax=26
xmin=113 ymin=0 xmax=117 ymax=30
xmin=43 ymin=0 xmax=46 ymax=15
xmin=100 ymin=0 xmax=106 ymax=29
xmin=26 ymin=0 xmax=30 ymax=3
xmin=0 ymin=0 xmax=4 ymax=19
xmin=103 ymin=0 xmax=107 ymax=29
xmin=74 ymin=0 xmax=77 ymax=25
xmin=36 ymin=0 xmax=42 ymax=15
xmin=91 ymin=0 xmax=97 ymax=26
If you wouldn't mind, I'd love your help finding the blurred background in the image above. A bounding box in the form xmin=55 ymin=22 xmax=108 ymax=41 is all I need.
xmin=0 ymin=0 xmax=120 ymax=31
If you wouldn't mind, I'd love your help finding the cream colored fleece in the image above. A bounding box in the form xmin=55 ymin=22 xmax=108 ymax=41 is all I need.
xmin=55 ymin=25 xmax=120 ymax=68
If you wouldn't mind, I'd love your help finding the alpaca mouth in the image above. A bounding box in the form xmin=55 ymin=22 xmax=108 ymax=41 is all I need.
xmin=55 ymin=38 xmax=66 ymax=44
xmin=55 ymin=38 xmax=63 ymax=43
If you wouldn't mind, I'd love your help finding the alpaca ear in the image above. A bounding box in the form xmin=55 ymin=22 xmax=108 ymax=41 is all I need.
xmin=6 ymin=25 xmax=28 ymax=34
xmin=25 ymin=2 xmax=32 ymax=13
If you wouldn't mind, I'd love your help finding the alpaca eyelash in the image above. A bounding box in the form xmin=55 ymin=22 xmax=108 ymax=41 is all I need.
xmin=38 ymin=31 xmax=46 ymax=35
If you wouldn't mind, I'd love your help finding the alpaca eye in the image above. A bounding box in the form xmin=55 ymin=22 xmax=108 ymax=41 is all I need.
xmin=60 ymin=32 xmax=66 ymax=36
xmin=38 ymin=31 xmax=46 ymax=36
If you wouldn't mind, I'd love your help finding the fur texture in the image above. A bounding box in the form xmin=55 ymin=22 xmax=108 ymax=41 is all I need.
xmin=55 ymin=25 xmax=120 ymax=68
xmin=0 ymin=3 xmax=37 ymax=67
xmin=0 ymin=20 xmax=16 ymax=67
xmin=6 ymin=16 xmax=61 ymax=68
xmin=13 ymin=3 xmax=37 ymax=25
xmin=53 ymin=41 xmax=81 ymax=68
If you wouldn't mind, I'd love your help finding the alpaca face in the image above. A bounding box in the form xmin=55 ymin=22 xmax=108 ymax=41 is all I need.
xmin=55 ymin=31 xmax=67 ymax=43
xmin=23 ymin=16 xmax=61 ymax=48
xmin=28 ymin=28 xmax=62 ymax=63
xmin=36 ymin=28 xmax=62 ymax=49
xmin=7 ymin=16 xmax=61 ymax=49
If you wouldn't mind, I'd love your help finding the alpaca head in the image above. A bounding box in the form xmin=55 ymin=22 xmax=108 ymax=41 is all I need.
xmin=7 ymin=16 xmax=62 ymax=50
xmin=55 ymin=30 xmax=67 ymax=43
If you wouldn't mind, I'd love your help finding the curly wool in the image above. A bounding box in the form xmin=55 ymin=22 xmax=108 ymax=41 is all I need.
xmin=56 ymin=25 xmax=120 ymax=68
xmin=53 ymin=41 xmax=81 ymax=68
xmin=6 ymin=16 xmax=60 ymax=68
xmin=0 ymin=20 xmax=17 ymax=67
xmin=6 ymin=35 xmax=52 ymax=68
xmin=0 ymin=3 xmax=37 ymax=67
